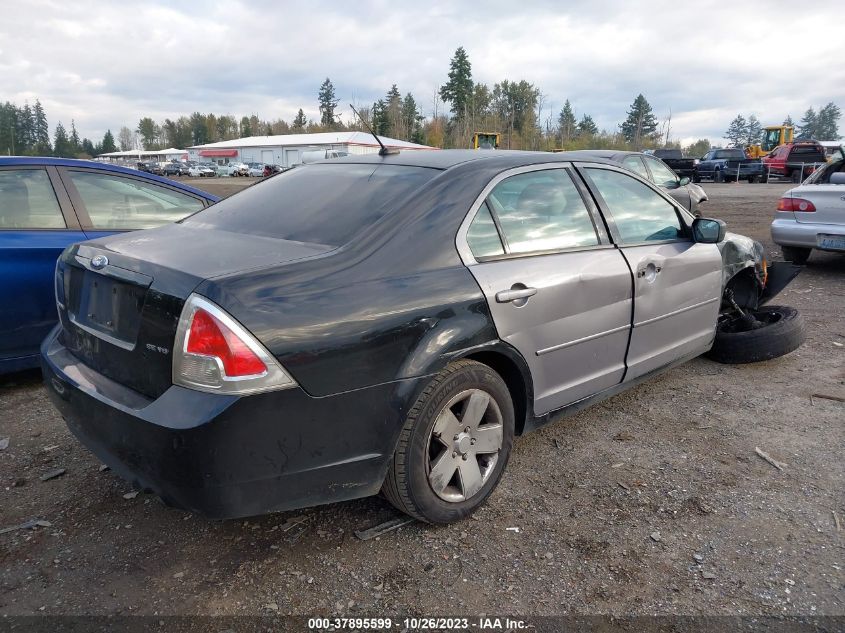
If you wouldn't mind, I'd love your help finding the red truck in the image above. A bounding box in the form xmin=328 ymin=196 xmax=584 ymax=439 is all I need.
xmin=762 ymin=141 xmax=828 ymax=183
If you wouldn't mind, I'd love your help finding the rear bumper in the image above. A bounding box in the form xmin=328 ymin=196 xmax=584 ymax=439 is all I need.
xmin=771 ymin=218 xmax=845 ymax=250
xmin=41 ymin=327 xmax=419 ymax=519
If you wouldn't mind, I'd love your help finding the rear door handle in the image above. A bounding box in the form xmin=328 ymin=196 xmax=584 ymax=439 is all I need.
xmin=495 ymin=287 xmax=537 ymax=303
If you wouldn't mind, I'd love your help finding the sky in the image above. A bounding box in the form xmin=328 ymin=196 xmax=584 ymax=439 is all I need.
xmin=1 ymin=0 xmax=843 ymax=147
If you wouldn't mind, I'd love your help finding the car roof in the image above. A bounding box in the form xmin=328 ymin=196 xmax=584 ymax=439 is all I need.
xmin=328 ymin=149 xmax=619 ymax=170
xmin=0 ymin=156 xmax=220 ymax=201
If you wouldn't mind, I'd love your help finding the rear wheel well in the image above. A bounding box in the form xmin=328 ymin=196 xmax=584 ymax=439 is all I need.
xmin=464 ymin=351 xmax=529 ymax=436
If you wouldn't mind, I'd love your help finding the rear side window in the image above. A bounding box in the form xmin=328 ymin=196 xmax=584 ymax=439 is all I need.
xmin=66 ymin=171 xmax=204 ymax=230
xmin=0 ymin=169 xmax=65 ymax=229
xmin=485 ymin=169 xmax=598 ymax=254
xmin=185 ymin=164 xmax=438 ymax=247
xmin=466 ymin=202 xmax=504 ymax=259
xmin=586 ymin=168 xmax=684 ymax=244
xmin=622 ymin=156 xmax=650 ymax=179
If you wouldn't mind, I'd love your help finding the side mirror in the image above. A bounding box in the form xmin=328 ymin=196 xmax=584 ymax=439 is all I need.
xmin=679 ymin=176 xmax=691 ymax=186
xmin=692 ymin=218 xmax=726 ymax=244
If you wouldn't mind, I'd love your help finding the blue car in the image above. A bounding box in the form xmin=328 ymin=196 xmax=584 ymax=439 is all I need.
xmin=0 ymin=157 xmax=219 ymax=373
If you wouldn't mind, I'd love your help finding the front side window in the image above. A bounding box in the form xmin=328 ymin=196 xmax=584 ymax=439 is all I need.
xmin=0 ymin=169 xmax=65 ymax=229
xmin=586 ymin=168 xmax=684 ymax=244
xmin=485 ymin=169 xmax=598 ymax=254
xmin=644 ymin=156 xmax=680 ymax=188
xmin=66 ymin=171 xmax=205 ymax=229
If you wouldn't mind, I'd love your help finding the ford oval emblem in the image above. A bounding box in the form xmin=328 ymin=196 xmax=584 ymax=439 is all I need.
xmin=91 ymin=255 xmax=109 ymax=269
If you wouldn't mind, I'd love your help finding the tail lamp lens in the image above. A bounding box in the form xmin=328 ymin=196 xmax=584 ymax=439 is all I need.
xmin=173 ymin=294 xmax=296 ymax=395
xmin=777 ymin=198 xmax=816 ymax=212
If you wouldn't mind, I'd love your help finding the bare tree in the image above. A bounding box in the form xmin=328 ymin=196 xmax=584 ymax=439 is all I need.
xmin=117 ymin=126 xmax=135 ymax=151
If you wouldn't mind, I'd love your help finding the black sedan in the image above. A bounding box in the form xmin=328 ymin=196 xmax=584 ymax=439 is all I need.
xmin=42 ymin=150 xmax=798 ymax=524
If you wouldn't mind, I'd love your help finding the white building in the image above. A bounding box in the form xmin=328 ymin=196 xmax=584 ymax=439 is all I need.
xmin=96 ymin=148 xmax=188 ymax=164
xmin=187 ymin=131 xmax=434 ymax=167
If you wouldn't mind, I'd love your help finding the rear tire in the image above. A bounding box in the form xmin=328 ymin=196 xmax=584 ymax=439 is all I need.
xmin=382 ymin=360 xmax=514 ymax=525
xmin=706 ymin=305 xmax=805 ymax=364
xmin=781 ymin=246 xmax=811 ymax=265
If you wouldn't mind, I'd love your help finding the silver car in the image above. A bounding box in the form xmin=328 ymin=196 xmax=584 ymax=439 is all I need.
xmin=771 ymin=152 xmax=845 ymax=264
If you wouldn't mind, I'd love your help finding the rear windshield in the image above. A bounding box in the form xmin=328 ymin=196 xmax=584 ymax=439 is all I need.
xmin=183 ymin=163 xmax=438 ymax=247
xmin=714 ymin=150 xmax=746 ymax=159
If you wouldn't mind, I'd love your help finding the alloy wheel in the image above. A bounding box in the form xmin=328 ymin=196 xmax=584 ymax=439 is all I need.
xmin=425 ymin=388 xmax=503 ymax=502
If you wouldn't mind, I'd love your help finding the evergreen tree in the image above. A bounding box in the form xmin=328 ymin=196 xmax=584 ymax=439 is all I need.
xmin=620 ymin=94 xmax=658 ymax=146
xmin=318 ymin=78 xmax=339 ymax=128
xmin=371 ymin=99 xmax=388 ymax=136
xmin=471 ymin=83 xmax=491 ymax=119
xmin=18 ymin=103 xmax=34 ymax=153
xmin=81 ymin=138 xmax=97 ymax=157
xmin=240 ymin=116 xmax=252 ymax=137
xmin=137 ymin=117 xmax=160 ymax=149
xmin=402 ymin=93 xmax=423 ymax=143
xmin=725 ymin=114 xmax=747 ymax=147
xmin=439 ymin=47 xmax=473 ymax=119
xmin=33 ymin=100 xmax=51 ymax=154
xmin=816 ymin=102 xmax=842 ymax=139
xmin=576 ymin=114 xmax=598 ymax=137
xmin=783 ymin=115 xmax=794 ymax=127
xmin=796 ymin=107 xmax=817 ymax=139
xmin=745 ymin=114 xmax=762 ymax=146
xmin=69 ymin=120 xmax=81 ymax=155
xmin=292 ymin=109 xmax=307 ymax=132
xmin=100 ymin=129 xmax=117 ymax=154
xmin=384 ymin=84 xmax=402 ymax=138
xmin=53 ymin=121 xmax=73 ymax=157
xmin=190 ymin=112 xmax=209 ymax=145
xmin=558 ymin=99 xmax=577 ymax=144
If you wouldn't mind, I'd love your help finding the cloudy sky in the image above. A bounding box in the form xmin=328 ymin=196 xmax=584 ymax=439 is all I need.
xmin=1 ymin=0 xmax=842 ymax=146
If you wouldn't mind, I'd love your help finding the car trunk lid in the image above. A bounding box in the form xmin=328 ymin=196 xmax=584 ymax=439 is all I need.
xmin=791 ymin=186 xmax=845 ymax=225
xmin=56 ymin=224 xmax=333 ymax=398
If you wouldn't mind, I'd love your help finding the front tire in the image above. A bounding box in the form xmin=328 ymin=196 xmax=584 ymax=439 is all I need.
xmin=382 ymin=360 xmax=514 ymax=524
xmin=781 ymin=246 xmax=811 ymax=265
xmin=706 ymin=305 xmax=805 ymax=364
xmin=714 ymin=169 xmax=724 ymax=183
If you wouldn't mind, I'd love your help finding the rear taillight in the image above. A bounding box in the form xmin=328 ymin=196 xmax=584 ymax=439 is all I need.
xmin=173 ymin=294 xmax=296 ymax=395
xmin=777 ymin=197 xmax=816 ymax=212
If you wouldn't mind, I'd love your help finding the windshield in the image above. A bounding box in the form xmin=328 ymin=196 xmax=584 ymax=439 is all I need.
xmin=761 ymin=128 xmax=782 ymax=152
xmin=183 ymin=163 xmax=439 ymax=247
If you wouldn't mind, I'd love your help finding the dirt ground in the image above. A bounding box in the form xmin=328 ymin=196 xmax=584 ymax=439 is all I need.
xmin=1 ymin=181 xmax=843 ymax=618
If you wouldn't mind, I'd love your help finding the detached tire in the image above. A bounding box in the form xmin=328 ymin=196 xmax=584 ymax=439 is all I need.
xmin=706 ymin=305 xmax=805 ymax=364
xmin=781 ymin=246 xmax=811 ymax=265
xmin=382 ymin=360 xmax=514 ymax=524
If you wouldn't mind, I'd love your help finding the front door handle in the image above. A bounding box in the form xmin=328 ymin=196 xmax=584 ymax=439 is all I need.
xmin=636 ymin=263 xmax=662 ymax=281
xmin=495 ymin=287 xmax=537 ymax=303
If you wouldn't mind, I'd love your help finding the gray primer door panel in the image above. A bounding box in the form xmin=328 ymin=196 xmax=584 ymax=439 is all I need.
xmin=467 ymin=249 xmax=633 ymax=415
xmin=620 ymin=242 xmax=722 ymax=379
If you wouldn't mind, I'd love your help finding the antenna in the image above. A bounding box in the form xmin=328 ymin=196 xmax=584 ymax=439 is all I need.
xmin=349 ymin=104 xmax=399 ymax=156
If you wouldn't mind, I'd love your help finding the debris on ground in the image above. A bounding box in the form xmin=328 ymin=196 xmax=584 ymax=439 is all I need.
xmin=39 ymin=468 xmax=66 ymax=481
xmin=702 ymin=571 xmax=717 ymax=580
xmin=650 ymin=531 xmax=662 ymax=542
xmin=0 ymin=518 xmax=52 ymax=535
xmin=811 ymin=393 xmax=845 ymax=404
xmin=0 ymin=437 xmax=9 ymax=450
xmin=693 ymin=553 xmax=705 ymax=563
xmin=98 ymin=464 xmax=110 ymax=472
xmin=354 ymin=517 xmax=414 ymax=541
xmin=123 ymin=491 xmax=139 ymax=500
xmin=505 ymin=527 xmax=521 ymax=533
xmin=834 ymin=511 xmax=842 ymax=532
xmin=754 ymin=447 xmax=786 ymax=471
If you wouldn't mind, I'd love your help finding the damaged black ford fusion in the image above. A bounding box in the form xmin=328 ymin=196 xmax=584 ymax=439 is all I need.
xmin=42 ymin=150 xmax=803 ymax=525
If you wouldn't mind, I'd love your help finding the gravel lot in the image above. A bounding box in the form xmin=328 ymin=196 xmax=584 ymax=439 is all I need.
xmin=1 ymin=181 xmax=843 ymax=617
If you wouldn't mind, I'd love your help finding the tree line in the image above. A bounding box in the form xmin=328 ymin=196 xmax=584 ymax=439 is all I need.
xmin=0 ymin=100 xmax=117 ymax=157
xmin=724 ymin=103 xmax=841 ymax=148
xmin=3 ymin=46 xmax=842 ymax=159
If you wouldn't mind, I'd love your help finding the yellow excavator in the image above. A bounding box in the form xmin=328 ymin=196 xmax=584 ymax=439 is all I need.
xmin=746 ymin=125 xmax=794 ymax=159
xmin=472 ymin=132 xmax=500 ymax=150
